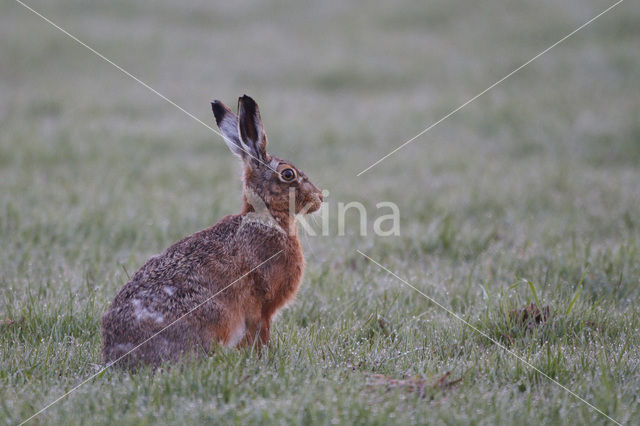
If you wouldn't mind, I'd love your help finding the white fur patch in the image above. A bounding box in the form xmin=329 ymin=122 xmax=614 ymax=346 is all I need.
xmin=114 ymin=343 xmax=134 ymax=353
xmin=163 ymin=286 xmax=176 ymax=296
xmin=132 ymin=298 xmax=165 ymax=324
xmin=225 ymin=320 xmax=246 ymax=348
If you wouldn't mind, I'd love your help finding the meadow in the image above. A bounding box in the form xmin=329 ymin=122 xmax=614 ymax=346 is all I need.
xmin=1 ymin=0 xmax=639 ymax=424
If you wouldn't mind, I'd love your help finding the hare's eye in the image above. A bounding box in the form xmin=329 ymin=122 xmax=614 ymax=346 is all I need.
xmin=280 ymin=168 xmax=296 ymax=182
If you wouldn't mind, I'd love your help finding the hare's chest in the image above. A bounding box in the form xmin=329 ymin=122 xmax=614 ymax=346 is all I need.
xmin=260 ymin=246 xmax=304 ymax=317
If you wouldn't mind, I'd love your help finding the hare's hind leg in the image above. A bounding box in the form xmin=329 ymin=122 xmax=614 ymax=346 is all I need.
xmin=102 ymin=296 xmax=222 ymax=368
xmin=102 ymin=314 xmax=196 ymax=368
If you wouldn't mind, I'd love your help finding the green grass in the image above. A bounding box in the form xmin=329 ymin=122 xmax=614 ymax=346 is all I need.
xmin=2 ymin=0 xmax=640 ymax=424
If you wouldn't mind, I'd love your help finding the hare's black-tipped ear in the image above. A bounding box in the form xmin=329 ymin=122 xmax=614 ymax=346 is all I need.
xmin=211 ymin=100 xmax=246 ymax=159
xmin=237 ymin=95 xmax=268 ymax=162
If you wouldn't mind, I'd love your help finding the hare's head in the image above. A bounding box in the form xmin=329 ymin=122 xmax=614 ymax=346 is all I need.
xmin=212 ymin=95 xmax=323 ymax=218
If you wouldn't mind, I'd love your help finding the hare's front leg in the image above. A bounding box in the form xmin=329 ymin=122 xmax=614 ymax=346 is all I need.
xmin=243 ymin=318 xmax=270 ymax=348
xmin=258 ymin=318 xmax=270 ymax=345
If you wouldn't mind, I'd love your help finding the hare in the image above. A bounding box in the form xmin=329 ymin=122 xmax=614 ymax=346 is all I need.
xmin=101 ymin=95 xmax=323 ymax=368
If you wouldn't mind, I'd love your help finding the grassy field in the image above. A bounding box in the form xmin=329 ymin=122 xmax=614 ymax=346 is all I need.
xmin=2 ymin=0 xmax=640 ymax=424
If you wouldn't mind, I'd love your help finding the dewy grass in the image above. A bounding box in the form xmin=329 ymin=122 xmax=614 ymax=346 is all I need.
xmin=2 ymin=0 xmax=640 ymax=424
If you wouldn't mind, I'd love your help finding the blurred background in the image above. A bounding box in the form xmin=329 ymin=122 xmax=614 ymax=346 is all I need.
xmin=1 ymin=0 xmax=640 ymax=423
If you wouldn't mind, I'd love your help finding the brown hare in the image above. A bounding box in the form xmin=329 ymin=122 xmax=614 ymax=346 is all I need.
xmin=101 ymin=95 xmax=323 ymax=369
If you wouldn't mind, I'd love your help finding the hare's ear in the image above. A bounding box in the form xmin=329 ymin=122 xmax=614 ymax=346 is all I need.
xmin=237 ymin=95 xmax=268 ymax=163
xmin=211 ymin=100 xmax=247 ymax=159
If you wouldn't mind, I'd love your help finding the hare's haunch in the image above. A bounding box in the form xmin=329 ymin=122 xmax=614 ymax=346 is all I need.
xmin=101 ymin=96 xmax=322 ymax=369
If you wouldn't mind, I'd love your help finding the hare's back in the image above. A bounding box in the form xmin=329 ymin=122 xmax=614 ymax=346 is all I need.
xmin=109 ymin=215 xmax=245 ymax=308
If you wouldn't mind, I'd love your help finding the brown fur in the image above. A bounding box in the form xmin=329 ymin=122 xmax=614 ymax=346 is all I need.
xmin=101 ymin=96 xmax=322 ymax=369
